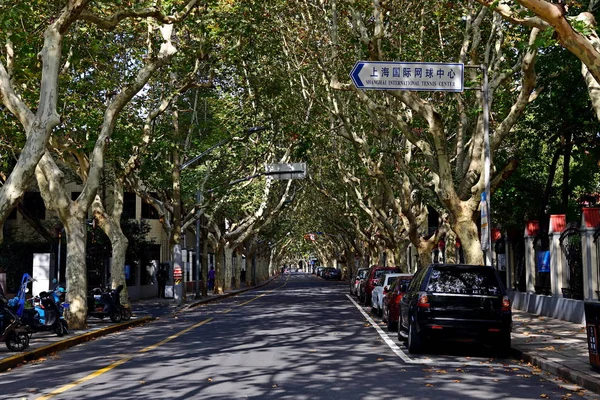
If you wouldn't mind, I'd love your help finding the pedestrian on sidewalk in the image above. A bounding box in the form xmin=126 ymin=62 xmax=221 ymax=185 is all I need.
xmin=208 ymin=266 xmax=215 ymax=292
xmin=156 ymin=265 xmax=167 ymax=298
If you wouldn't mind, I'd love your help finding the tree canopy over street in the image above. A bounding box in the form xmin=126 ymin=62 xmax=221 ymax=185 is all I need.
xmin=1 ymin=0 xmax=599 ymax=328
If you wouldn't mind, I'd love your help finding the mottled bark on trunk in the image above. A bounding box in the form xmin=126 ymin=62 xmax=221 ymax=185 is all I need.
xmin=108 ymin=230 xmax=129 ymax=307
xmin=215 ymin=245 xmax=224 ymax=294
xmin=396 ymin=242 xmax=410 ymax=272
xmin=454 ymin=219 xmax=484 ymax=265
xmin=445 ymin=231 xmax=458 ymax=264
xmin=65 ymin=218 xmax=88 ymax=330
xmin=201 ymin=231 xmax=209 ymax=296
xmin=223 ymin=246 xmax=234 ymax=291
xmin=233 ymin=249 xmax=242 ymax=289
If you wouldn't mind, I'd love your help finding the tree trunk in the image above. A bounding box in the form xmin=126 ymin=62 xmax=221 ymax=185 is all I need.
xmin=223 ymin=245 xmax=234 ymax=291
xmin=259 ymin=254 xmax=268 ymax=281
xmin=445 ymin=231 xmax=458 ymax=264
xmin=109 ymin=230 xmax=129 ymax=306
xmin=64 ymin=215 xmax=89 ymax=330
xmin=396 ymin=241 xmax=410 ymax=272
xmin=561 ymin=130 xmax=572 ymax=211
xmin=201 ymin=226 xmax=209 ymax=296
xmin=92 ymin=182 xmax=130 ymax=308
xmin=215 ymin=245 xmax=224 ymax=294
xmin=453 ymin=218 xmax=484 ymax=265
xmin=385 ymin=248 xmax=396 ymax=267
xmin=233 ymin=249 xmax=242 ymax=289
xmin=416 ymin=240 xmax=434 ymax=269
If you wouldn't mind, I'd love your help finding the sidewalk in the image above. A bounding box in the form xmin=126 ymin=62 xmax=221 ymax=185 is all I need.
xmin=1 ymin=279 xmax=600 ymax=397
xmin=510 ymin=309 xmax=600 ymax=394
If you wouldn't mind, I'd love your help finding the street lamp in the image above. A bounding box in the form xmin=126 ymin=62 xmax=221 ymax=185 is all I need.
xmin=179 ymin=126 xmax=266 ymax=301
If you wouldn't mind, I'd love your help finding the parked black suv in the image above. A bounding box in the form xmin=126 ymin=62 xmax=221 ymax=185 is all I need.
xmin=398 ymin=264 xmax=511 ymax=355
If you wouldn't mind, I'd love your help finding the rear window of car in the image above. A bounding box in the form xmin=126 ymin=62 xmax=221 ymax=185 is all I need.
xmin=426 ymin=267 xmax=501 ymax=295
xmin=374 ymin=269 xmax=396 ymax=279
xmin=398 ymin=277 xmax=412 ymax=287
xmin=387 ymin=276 xmax=398 ymax=286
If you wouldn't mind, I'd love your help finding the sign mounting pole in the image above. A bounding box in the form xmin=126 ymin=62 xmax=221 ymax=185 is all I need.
xmin=482 ymin=64 xmax=492 ymax=266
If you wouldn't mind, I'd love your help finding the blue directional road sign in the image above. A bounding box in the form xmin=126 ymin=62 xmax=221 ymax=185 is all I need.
xmin=350 ymin=61 xmax=464 ymax=92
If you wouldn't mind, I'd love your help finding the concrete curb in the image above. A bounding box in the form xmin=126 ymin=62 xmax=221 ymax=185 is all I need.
xmin=512 ymin=346 xmax=600 ymax=394
xmin=0 ymin=316 xmax=153 ymax=373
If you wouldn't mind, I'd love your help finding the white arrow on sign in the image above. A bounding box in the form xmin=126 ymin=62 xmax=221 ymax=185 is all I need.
xmin=350 ymin=61 xmax=464 ymax=92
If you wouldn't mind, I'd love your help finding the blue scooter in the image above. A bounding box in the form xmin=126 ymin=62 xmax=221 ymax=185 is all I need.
xmin=11 ymin=274 xmax=69 ymax=337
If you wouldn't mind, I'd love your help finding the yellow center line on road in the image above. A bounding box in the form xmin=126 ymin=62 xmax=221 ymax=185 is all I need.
xmin=239 ymin=276 xmax=288 ymax=306
xmin=35 ymin=356 xmax=132 ymax=400
xmin=35 ymin=278 xmax=289 ymax=400
xmin=238 ymin=293 xmax=267 ymax=306
xmin=139 ymin=317 xmax=214 ymax=353
xmin=36 ymin=317 xmax=214 ymax=400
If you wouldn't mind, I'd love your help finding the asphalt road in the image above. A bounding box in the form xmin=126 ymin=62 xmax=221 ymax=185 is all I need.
xmin=0 ymin=273 xmax=595 ymax=400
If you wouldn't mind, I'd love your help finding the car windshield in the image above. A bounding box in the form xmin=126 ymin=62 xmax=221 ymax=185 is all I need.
xmin=426 ymin=267 xmax=501 ymax=295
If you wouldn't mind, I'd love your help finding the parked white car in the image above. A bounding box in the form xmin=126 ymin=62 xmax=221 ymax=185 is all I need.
xmin=371 ymin=273 xmax=404 ymax=317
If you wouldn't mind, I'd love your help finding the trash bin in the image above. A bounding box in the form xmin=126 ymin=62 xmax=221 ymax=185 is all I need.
xmin=584 ymin=302 xmax=600 ymax=371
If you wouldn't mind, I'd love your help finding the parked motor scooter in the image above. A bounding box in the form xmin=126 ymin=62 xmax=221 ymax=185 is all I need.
xmin=10 ymin=274 xmax=68 ymax=337
xmin=22 ymin=279 xmax=69 ymax=337
xmin=0 ymin=283 xmax=31 ymax=351
xmin=87 ymin=286 xmax=122 ymax=323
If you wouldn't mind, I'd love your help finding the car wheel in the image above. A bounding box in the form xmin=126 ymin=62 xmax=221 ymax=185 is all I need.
xmin=397 ymin=315 xmax=405 ymax=341
xmin=382 ymin=304 xmax=387 ymax=323
xmin=407 ymin=320 xmax=423 ymax=354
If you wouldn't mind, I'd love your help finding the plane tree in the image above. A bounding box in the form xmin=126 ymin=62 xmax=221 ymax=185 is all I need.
xmin=262 ymin=0 xmax=540 ymax=265
xmin=0 ymin=1 xmax=92 ymax=245
xmin=474 ymin=0 xmax=600 ymax=120
xmin=21 ymin=1 xmax=202 ymax=329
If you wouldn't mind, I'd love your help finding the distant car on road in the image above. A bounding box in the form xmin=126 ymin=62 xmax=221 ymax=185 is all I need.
xmin=324 ymin=267 xmax=342 ymax=280
xmin=398 ymin=264 xmax=512 ymax=355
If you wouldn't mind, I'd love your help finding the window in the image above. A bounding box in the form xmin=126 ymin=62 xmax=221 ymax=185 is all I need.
xmin=122 ymin=192 xmax=136 ymax=219
xmin=408 ymin=268 xmax=426 ymax=292
xmin=23 ymin=192 xmax=46 ymax=220
xmin=427 ymin=267 xmax=500 ymax=295
xmin=141 ymin=193 xmax=160 ymax=219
